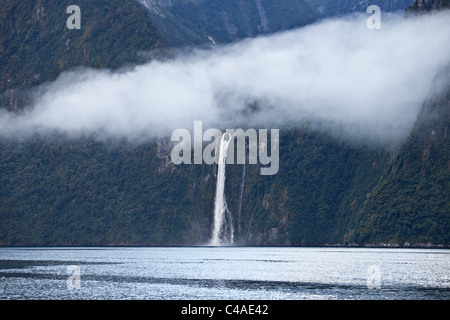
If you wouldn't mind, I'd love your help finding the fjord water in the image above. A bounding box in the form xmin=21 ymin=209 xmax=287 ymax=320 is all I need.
xmin=0 ymin=247 xmax=448 ymax=300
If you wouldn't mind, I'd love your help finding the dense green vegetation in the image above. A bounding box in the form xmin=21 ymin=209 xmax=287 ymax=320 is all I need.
xmin=0 ymin=129 xmax=378 ymax=246
xmin=0 ymin=138 xmax=217 ymax=245
xmin=350 ymin=85 xmax=450 ymax=245
xmin=1 ymin=101 xmax=448 ymax=247
xmin=0 ymin=0 xmax=448 ymax=246
xmin=407 ymin=0 xmax=450 ymax=12
xmin=0 ymin=0 xmax=165 ymax=108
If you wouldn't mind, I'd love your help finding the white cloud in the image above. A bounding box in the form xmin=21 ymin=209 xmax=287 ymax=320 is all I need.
xmin=1 ymin=11 xmax=449 ymax=144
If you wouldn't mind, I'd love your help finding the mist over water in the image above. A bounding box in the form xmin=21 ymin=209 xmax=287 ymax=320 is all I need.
xmin=1 ymin=11 xmax=450 ymax=144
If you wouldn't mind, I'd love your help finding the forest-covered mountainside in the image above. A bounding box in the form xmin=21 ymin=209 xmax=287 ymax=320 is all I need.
xmin=0 ymin=0 xmax=165 ymax=101
xmin=0 ymin=0 xmax=448 ymax=247
xmin=136 ymin=0 xmax=319 ymax=46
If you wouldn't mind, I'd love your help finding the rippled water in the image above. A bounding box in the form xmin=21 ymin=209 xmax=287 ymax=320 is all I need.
xmin=0 ymin=247 xmax=449 ymax=300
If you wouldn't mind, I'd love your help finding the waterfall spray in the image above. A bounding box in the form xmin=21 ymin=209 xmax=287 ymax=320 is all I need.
xmin=210 ymin=132 xmax=234 ymax=246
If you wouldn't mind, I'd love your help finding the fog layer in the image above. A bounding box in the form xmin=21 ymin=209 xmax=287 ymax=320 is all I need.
xmin=1 ymin=11 xmax=449 ymax=143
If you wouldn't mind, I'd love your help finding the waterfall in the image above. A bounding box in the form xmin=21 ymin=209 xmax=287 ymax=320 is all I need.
xmin=237 ymin=163 xmax=246 ymax=240
xmin=210 ymin=132 xmax=234 ymax=246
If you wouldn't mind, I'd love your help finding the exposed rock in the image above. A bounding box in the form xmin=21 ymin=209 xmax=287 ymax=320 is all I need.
xmin=156 ymin=137 xmax=174 ymax=173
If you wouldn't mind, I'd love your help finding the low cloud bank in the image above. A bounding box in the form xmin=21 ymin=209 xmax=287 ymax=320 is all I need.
xmin=1 ymin=11 xmax=450 ymax=144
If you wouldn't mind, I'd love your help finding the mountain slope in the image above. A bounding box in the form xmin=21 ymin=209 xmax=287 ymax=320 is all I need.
xmin=0 ymin=1 xmax=448 ymax=247
xmin=349 ymin=76 xmax=450 ymax=245
xmin=0 ymin=0 xmax=319 ymax=109
xmin=136 ymin=0 xmax=320 ymax=46
xmin=0 ymin=0 xmax=165 ymax=102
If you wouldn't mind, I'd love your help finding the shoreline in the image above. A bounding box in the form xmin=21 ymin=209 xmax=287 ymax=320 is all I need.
xmin=0 ymin=243 xmax=448 ymax=249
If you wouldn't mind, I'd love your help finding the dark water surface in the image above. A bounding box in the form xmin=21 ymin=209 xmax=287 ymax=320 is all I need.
xmin=0 ymin=247 xmax=448 ymax=300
